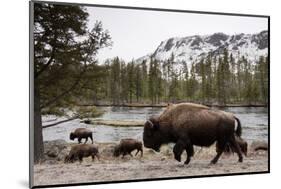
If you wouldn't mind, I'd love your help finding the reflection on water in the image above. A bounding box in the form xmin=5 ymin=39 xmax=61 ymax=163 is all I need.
xmin=43 ymin=106 xmax=268 ymax=143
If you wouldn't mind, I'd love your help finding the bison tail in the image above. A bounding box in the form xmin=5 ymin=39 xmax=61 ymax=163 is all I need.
xmin=234 ymin=116 xmax=242 ymax=137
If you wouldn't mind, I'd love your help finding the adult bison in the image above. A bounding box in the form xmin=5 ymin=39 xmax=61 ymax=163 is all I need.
xmin=143 ymin=103 xmax=244 ymax=165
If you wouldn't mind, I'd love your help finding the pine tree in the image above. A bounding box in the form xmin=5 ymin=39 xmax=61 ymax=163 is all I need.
xmin=229 ymin=53 xmax=237 ymax=102
xmin=242 ymin=56 xmax=253 ymax=104
xmin=183 ymin=62 xmax=191 ymax=100
xmin=237 ymin=57 xmax=243 ymax=102
xmin=155 ymin=60 xmax=163 ymax=104
xmin=212 ymin=56 xmax=218 ymax=100
xmin=168 ymin=54 xmax=180 ymax=102
xmin=189 ymin=62 xmax=197 ymax=101
xmin=222 ymin=48 xmax=231 ymax=104
xmin=135 ymin=65 xmax=142 ymax=102
xmin=127 ymin=61 xmax=135 ymax=103
xmin=205 ymin=53 xmax=213 ymax=102
xmin=148 ymin=57 xmax=156 ymax=104
xmin=198 ymin=59 xmax=206 ymax=101
xmin=141 ymin=60 xmax=148 ymax=101
xmin=120 ymin=61 xmax=128 ymax=103
xmin=110 ymin=57 xmax=121 ymax=105
xmin=216 ymin=57 xmax=224 ymax=104
xmin=33 ymin=3 xmax=111 ymax=163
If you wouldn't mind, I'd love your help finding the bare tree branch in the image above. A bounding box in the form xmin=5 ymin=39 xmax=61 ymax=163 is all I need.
xmin=42 ymin=116 xmax=78 ymax=129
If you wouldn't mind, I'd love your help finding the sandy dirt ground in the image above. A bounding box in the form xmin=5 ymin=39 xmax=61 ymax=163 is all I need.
xmin=33 ymin=143 xmax=268 ymax=186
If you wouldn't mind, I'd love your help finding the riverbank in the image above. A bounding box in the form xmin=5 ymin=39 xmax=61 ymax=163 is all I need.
xmin=81 ymin=118 xmax=144 ymax=127
xmin=33 ymin=142 xmax=268 ymax=187
xmin=78 ymin=102 xmax=268 ymax=108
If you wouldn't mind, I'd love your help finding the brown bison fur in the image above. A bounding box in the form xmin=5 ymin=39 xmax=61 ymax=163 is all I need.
xmin=252 ymin=141 xmax=268 ymax=151
xmin=217 ymin=135 xmax=248 ymax=156
xmin=64 ymin=144 xmax=100 ymax=163
xmin=113 ymin=138 xmax=143 ymax=158
xmin=143 ymin=102 xmax=244 ymax=165
xmin=254 ymin=146 xmax=268 ymax=151
xmin=70 ymin=128 xmax=93 ymax=144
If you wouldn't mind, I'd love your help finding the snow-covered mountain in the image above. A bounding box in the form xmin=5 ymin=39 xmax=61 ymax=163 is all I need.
xmin=137 ymin=30 xmax=268 ymax=72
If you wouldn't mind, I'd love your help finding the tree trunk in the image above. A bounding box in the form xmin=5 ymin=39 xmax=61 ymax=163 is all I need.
xmin=34 ymin=85 xmax=44 ymax=163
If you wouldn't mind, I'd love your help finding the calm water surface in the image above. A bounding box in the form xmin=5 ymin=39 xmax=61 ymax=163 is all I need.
xmin=43 ymin=106 xmax=268 ymax=143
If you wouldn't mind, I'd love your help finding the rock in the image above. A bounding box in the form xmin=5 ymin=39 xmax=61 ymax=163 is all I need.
xmin=46 ymin=146 xmax=60 ymax=158
xmin=44 ymin=139 xmax=68 ymax=150
xmin=146 ymin=149 xmax=157 ymax=155
xmin=100 ymin=144 xmax=116 ymax=157
xmin=81 ymin=119 xmax=92 ymax=124
xmin=43 ymin=140 xmax=68 ymax=161
xmin=57 ymin=148 xmax=69 ymax=161
xmin=44 ymin=159 xmax=58 ymax=165
xmin=251 ymin=141 xmax=268 ymax=151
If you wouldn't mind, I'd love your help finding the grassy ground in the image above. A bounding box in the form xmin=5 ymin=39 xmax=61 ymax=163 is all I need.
xmin=33 ymin=143 xmax=268 ymax=186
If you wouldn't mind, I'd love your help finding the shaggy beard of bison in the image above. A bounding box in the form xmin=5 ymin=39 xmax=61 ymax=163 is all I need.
xmin=143 ymin=137 xmax=162 ymax=152
xmin=143 ymin=124 xmax=168 ymax=153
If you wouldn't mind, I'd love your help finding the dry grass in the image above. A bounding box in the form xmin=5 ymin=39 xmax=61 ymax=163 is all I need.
xmin=33 ymin=143 xmax=268 ymax=187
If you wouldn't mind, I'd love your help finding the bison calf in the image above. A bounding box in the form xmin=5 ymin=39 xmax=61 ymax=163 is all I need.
xmin=70 ymin=128 xmax=93 ymax=144
xmin=64 ymin=144 xmax=100 ymax=163
xmin=114 ymin=138 xmax=143 ymax=158
xmin=217 ymin=135 xmax=248 ymax=156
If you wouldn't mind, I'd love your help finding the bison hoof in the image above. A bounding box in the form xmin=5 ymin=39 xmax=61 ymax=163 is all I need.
xmin=210 ymin=160 xmax=217 ymax=164
xmin=238 ymin=158 xmax=243 ymax=163
xmin=184 ymin=159 xmax=190 ymax=165
xmin=174 ymin=156 xmax=181 ymax=162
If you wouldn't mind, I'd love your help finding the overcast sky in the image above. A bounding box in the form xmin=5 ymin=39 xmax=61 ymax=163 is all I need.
xmin=86 ymin=6 xmax=268 ymax=62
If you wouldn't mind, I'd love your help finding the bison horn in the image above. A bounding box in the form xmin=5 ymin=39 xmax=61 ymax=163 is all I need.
xmin=147 ymin=120 xmax=154 ymax=129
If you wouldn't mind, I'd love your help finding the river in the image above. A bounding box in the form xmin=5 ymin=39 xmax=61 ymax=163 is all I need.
xmin=43 ymin=106 xmax=268 ymax=143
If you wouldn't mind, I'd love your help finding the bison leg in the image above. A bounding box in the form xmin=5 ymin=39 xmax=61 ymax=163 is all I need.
xmin=78 ymin=138 xmax=82 ymax=144
xmin=95 ymin=153 xmax=100 ymax=161
xmin=135 ymin=149 xmax=143 ymax=157
xmin=78 ymin=155 xmax=83 ymax=163
xmin=90 ymin=135 xmax=93 ymax=144
xmin=229 ymin=135 xmax=243 ymax=162
xmin=173 ymin=139 xmax=186 ymax=162
xmin=92 ymin=153 xmax=100 ymax=161
xmin=135 ymin=150 xmax=139 ymax=156
xmin=122 ymin=152 xmax=126 ymax=158
xmin=129 ymin=152 xmax=133 ymax=157
xmin=210 ymin=138 xmax=227 ymax=164
xmin=84 ymin=137 xmax=88 ymax=144
xmin=184 ymin=144 xmax=194 ymax=165
xmin=64 ymin=155 xmax=70 ymax=163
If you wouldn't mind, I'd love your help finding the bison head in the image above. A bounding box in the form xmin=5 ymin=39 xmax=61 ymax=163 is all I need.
xmin=69 ymin=132 xmax=76 ymax=140
xmin=113 ymin=145 xmax=121 ymax=157
xmin=143 ymin=117 xmax=163 ymax=152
